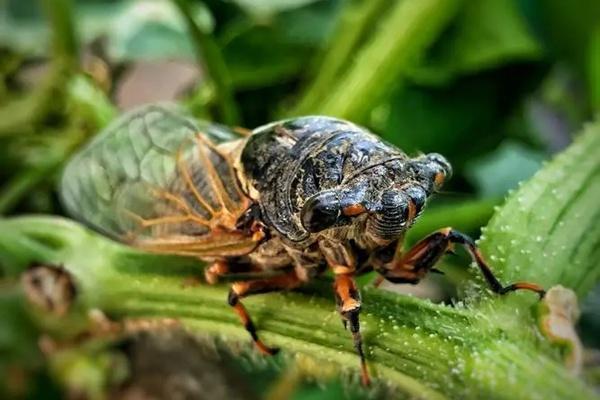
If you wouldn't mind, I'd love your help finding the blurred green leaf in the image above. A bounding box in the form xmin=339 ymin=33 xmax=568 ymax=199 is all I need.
xmin=231 ymin=0 xmax=322 ymax=18
xmin=536 ymin=0 xmax=600 ymax=72
xmin=222 ymin=24 xmax=311 ymax=90
xmin=0 ymin=287 xmax=63 ymax=400
xmin=588 ymin=27 xmax=600 ymax=110
xmin=66 ymin=75 xmax=116 ymax=128
xmin=0 ymin=0 xmax=48 ymax=56
xmin=103 ymin=0 xmax=212 ymax=62
xmin=294 ymin=0 xmax=463 ymax=119
xmin=408 ymin=0 xmax=543 ymax=85
xmin=465 ymin=140 xmax=545 ymax=197
xmin=579 ymin=284 xmax=600 ymax=349
xmin=533 ymin=0 xmax=600 ymax=112
xmin=0 ymin=0 xmax=213 ymax=62
xmin=221 ymin=2 xmax=338 ymax=89
xmin=375 ymin=65 xmax=544 ymax=176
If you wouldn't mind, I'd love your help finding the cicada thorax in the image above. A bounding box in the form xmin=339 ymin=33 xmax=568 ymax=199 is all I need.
xmin=240 ymin=116 xmax=411 ymax=244
xmin=60 ymin=104 xmax=258 ymax=258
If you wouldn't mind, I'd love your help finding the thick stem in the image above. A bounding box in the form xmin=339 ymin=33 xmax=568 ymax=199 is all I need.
xmin=40 ymin=0 xmax=79 ymax=68
xmin=290 ymin=0 xmax=389 ymax=116
xmin=0 ymin=216 xmax=594 ymax=399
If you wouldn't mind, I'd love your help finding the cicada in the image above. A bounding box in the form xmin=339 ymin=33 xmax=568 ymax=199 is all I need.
xmin=61 ymin=104 xmax=545 ymax=385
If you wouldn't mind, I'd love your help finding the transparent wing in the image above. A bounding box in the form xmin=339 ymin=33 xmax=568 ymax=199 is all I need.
xmin=60 ymin=104 xmax=258 ymax=257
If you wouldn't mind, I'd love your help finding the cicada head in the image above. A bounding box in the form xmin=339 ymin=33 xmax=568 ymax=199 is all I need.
xmin=300 ymin=152 xmax=452 ymax=244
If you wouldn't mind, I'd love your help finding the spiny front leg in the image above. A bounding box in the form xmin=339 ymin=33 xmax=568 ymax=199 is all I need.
xmin=333 ymin=272 xmax=370 ymax=386
xmin=319 ymin=239 xmax=371 ymax=385
xmin=228 ymin=270 xmax=303 ymax=355
xmin=375 ymin=227 xmax=545 ymax=298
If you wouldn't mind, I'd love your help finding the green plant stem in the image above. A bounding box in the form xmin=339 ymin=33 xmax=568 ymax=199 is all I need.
xmin=291 ymin=0 xmax=389 ymax=116
xmin=40 ymin=0 xmax=79 ymax=68
xmin=291 ymin=0 xmax=462 ymax=120
xmin=0 ymin=216 xmax=595 ymax=399
xmin=172 ymin=0 xmax=240 ymax=125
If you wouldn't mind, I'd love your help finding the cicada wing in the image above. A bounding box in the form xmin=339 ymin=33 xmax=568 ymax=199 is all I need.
xmin=60 ymin=104 xmax=257 ymax=257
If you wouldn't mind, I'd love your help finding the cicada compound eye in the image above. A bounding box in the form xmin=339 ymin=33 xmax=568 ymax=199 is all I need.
xmin=300 ymin=191 xmax=341 ymax=233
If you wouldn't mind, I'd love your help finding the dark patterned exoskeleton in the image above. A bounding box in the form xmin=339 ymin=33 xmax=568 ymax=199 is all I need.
xmin=61 ymin=104 xmax=545 ymax=385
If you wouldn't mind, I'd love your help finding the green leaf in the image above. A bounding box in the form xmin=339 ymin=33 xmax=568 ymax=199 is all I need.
xmin=230 ymin=0 xmax=322 ymax=18
xmin=374 ymin=68 xmax=542 ymax=175
xmin=221 ymin=22 xmax=314 ymax=89
xmin=479 ymin=120 xmax=600 ymax=298
xmin=465 ymin=140 xmax=546 ymax=198
xmin=588 ymin=27 xmax=600 ymax=110
xmin=103 ymin=0 xmax=213 ymax=62
xmin=220 ymin=2 xmax=338 ymax=89
xmin=66 ymin=75 xmax=116 ymax=128
xmin=408 ymin=0 xmax=543 ymax=85
xmin=293 ymin=0 xmax=463 ymax=120
xmin=0 ymin=0 xmax=48 ymax=56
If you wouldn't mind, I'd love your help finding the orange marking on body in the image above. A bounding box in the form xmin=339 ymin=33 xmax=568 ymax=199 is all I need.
xmin=250 ymin=222 xmax=266 ymax=242
xmin=407 ymin=199 xmax=417 ymax=222
xmin=334 ymin=274 xmax=360 ymax=312
xmin=343 ymin=204 xmax=366 ymax=216
xmin=434 ymin=171 xmax=445 ymax=187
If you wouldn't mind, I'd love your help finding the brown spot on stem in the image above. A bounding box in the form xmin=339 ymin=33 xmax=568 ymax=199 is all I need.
xmin=21 ymin=263 xmax=76 ymax=316
xmin=538 ymin=285 xmax=582 ymax=374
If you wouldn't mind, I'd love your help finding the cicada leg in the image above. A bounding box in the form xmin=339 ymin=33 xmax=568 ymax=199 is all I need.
xmin=205 ymin=260 xmax=291 ymax=284
xmin=205 ymin=260 xmax=229 ymax=284
xmin=374 ymin=227 xmax=546 ymax=298
xmin=319 ymin=239 xmax=371 ymax=386
xmin=332 ymin=271 xmax=370 ymax=386
xmin=227 ymin=270 xmax=303 ymax=356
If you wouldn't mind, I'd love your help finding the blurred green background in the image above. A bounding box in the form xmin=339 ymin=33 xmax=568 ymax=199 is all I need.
xmin=0 ymin=0 xmax=599 ymax=399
